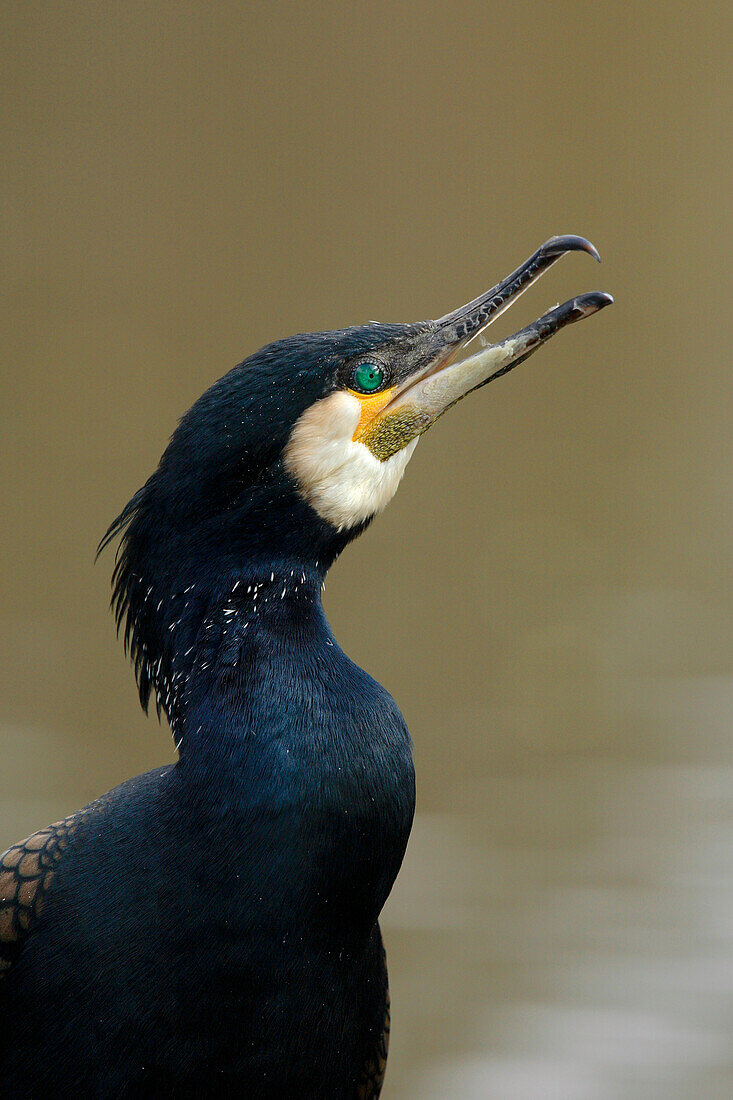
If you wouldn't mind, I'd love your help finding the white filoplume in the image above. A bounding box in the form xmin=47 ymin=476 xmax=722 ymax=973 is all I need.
xmin=284 ymin=391 xmax=419 ymax=531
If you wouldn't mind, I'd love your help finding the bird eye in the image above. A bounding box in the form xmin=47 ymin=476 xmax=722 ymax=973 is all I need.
xmin=351 ymin=362 xmax=387 ymax=394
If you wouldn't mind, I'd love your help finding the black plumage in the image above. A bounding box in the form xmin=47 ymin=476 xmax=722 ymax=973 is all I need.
xmin=0 ymin=237 xmax=611 ymax=1097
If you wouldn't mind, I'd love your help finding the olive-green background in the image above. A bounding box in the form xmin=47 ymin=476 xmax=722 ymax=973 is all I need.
xmin=2 ymin=3 xmax=732 ymax=1096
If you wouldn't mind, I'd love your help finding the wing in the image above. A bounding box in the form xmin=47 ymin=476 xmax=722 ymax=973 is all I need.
xmin=0 ymin=809 xmax=88 ymax=979
xmin=355 ymin=990 xmax=390 ymax=1099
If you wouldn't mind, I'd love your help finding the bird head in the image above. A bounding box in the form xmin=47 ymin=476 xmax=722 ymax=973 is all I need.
xmin=283 ymin=235 xmax=611 ymax=534
xmin=101 ymin=235 xmax=611 ymax=717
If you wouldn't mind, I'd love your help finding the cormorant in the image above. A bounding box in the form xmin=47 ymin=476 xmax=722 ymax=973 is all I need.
xmin=0 ymin=236 xmax=611 ymax=1097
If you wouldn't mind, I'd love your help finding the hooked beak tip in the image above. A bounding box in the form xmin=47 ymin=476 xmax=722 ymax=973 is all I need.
xmin=579 ymin=290 xmax=614 ymax=313
xmin=541 ymin=234 xmax=602 ymax=264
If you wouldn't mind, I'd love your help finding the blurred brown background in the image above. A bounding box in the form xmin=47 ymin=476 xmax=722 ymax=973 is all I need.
xmin=2 ymin=2 xmax=733 ymax=1096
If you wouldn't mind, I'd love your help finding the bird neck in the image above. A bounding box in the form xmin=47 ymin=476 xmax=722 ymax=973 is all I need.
xmin=162 ymin=558 xmax=415 ymax=946
xmin=160 ymin=559 xmax=332 ymax=755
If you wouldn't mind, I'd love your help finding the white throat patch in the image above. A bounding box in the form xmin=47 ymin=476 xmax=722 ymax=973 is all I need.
xmin=283 ymin=391 xmax=419 ymax=531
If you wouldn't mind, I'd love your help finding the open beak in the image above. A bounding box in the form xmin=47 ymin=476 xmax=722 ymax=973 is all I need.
xmin=358 ymin=236 xmax=612 ymax=460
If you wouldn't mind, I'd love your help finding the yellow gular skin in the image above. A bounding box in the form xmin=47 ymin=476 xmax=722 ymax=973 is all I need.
xmin=350 ymin=387 xmax=399 ymax=443
xmin=349 ymin=386 xmax=433 ymax=463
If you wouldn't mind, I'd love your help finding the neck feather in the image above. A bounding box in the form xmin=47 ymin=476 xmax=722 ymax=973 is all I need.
xmin=109 ymin=544 xmax=327 ymax=752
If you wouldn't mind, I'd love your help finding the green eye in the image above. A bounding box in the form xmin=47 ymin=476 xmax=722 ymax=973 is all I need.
xmin=352 ymin=362 xmax=386 ymax=394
